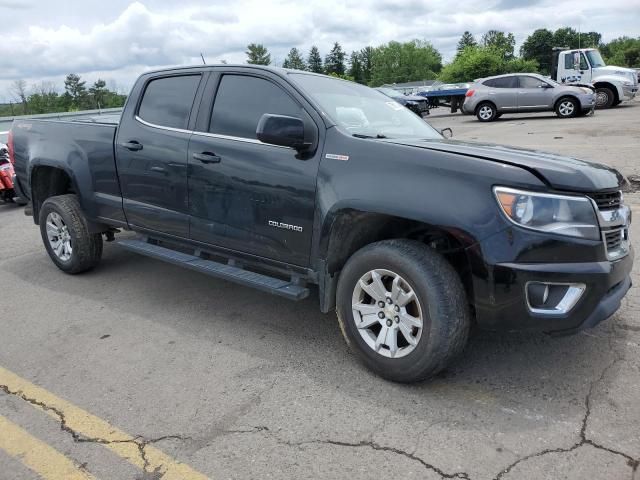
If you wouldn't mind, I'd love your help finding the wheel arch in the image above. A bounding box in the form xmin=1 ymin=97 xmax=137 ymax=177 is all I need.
xmin=30 ymin=165 xmax=77 ymax=224
xmin=317 ymin=208 xmax=475 ymax=314
xmin=475 ymin=100 xmax=497 ymax=114
xmin=593 ymin=81 xmax=620 ymax=104
xmin=554 ymin=95 xmax=580 ymax=110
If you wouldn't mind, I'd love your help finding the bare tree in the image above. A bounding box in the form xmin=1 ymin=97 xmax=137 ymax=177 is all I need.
xmin=10 ymin=79 xmax=28 ymax=114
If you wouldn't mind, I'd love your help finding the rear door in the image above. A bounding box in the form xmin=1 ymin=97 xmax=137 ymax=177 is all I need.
xmin=485 ymin=76 xmax=519 ymax=110
xmin=517 ymin=76 xmax=554 ymax=110
xmin=115 ymin=73 xmax=204 ymax=238
xmin=186 ymin=71 xmax=321 ymax=266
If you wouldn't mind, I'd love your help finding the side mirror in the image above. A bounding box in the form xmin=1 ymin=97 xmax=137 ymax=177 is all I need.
xmin=440 ymin=127 xmax=453 ymax=139
xmin=538 ymin=84 xmax=552 ymax=89
xmin=257 ymin=114 xmax=307 ymax=150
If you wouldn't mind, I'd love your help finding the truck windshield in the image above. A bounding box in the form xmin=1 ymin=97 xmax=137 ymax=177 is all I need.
xmin=586 ymin=50 xmax=606 ymax=68
xmin=291 ymin=73 xmax=442 ymax=139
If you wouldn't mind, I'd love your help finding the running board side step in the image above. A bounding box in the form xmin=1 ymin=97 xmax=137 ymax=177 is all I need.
xmin=116 ymin=239 xmax=310 ymax=301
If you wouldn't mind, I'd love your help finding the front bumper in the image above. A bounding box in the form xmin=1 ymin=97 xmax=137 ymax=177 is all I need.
xmin=577 ymin=93 xmax=596 ymax=110
xmin=622 ymin=85 xmax=638 ymax=101
xmin=472 ymin=247 xmax=634 ymax=334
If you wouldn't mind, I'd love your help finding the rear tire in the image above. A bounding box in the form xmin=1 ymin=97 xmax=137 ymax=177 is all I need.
xmin=555 ymin=97 xmax=579 ymax=118
xmin=39 ymin=194 xmax=103 ymax=274
xmin=336 ymin=240 xmax=470 ymax=383
xmin=595 ymin=87 xmax=615 ymax=109
xmin=476 ymin=102 xmax=497 ymax=122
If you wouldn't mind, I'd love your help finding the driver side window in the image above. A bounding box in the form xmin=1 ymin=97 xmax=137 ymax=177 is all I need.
xmin=209 ymin=75 xmax=302 ymax=139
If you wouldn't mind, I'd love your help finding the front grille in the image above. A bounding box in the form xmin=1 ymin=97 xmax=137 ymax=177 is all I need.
xmin=588 ymin=191 xmax=621 ymax=210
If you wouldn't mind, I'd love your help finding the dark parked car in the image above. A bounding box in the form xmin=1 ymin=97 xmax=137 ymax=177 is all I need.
xmin=375 ymin=87 xmax=429 ymax=116
xmin=10 ymin=66 xmax=633 ymax=382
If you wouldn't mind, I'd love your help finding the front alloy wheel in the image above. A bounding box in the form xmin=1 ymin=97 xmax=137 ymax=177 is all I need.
xmin=336 ymin=240 xmax=471 ymax=383
xmin=352 ymin=269 xmax=423 ymax=358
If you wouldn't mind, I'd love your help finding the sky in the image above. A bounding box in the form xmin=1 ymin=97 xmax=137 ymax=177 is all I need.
xmin=1 ymin=0 xmax=639 ymax=102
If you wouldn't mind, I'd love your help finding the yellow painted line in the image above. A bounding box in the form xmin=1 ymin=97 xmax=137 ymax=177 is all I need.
xmin=0 ymin=414 xmax=96 ymax=480
xmin=0 ymin=366 xmax=209 ymax=480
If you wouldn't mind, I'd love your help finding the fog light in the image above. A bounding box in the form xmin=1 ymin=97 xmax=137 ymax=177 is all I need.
xmin=525 ymin=282 xmax=586 ymax=315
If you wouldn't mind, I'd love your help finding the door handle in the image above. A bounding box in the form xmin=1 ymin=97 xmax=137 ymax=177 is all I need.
xmin=150 ymin=166 xmax=167 ymax=174
xmin=193 ymin=152 xmax=221 ymax=164
xmin=122 ymin=141 xmax=143 ymax=151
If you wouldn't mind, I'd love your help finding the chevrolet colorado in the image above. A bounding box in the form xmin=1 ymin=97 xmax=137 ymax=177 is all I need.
xmin=10 ymin=65 xmax=634 ymax=382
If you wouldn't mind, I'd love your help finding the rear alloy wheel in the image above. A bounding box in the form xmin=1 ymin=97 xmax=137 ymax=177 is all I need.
xmin=555 ymin=97 xmax=578 ymax=118
xmin=595 ymin=87 xmax=614 ymax=109
xmin=476 ymin=103 xmax=497 ymax=122
xmin=336 ymin=240 xmax=470 ymax=383
xmin=39 ymin=194 xmax=103 ymax=274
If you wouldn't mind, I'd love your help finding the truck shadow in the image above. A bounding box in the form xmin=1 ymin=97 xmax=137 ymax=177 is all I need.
xmin=2 ymin=242 xmax=632 ymax=429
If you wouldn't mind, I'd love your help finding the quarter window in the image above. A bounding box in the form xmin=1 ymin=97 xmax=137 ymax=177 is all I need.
xmin=138 ymin=75 xmax=200 ymax=129
xmin=209 ymin=75 xmax=301 ymax=139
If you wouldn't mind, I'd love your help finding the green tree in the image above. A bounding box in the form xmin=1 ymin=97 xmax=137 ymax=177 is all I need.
xmin=245 ymin=43 xmax=271 ymax=65
xmin=552 ymin=27 xmax=601 ymax=49
xmin=89 ymin=79 xmax=108 ymax=109
xmin=359 ymin=46 xmax=374 ymax=84
xmin=325 ymin=42 xmax=346 ymax=75
xmin=370 ymin=39 xmax=442 ymax=86
xmin=456 ymin=31 xmax=477 ymax=55
xmin=520 ymin=28 xmax=555 ymax=74
xmin=282 ymin=47 xmax=306 ymax=70
xmin=439 ymin=46 xmax=538 ymax=83
xmin=481 ymin=30 xmax=516 ymax=60
xmin=64 ymin=74 xmax=87 ymax=110
xmin=348 ymin=51 xmax=364 ymax=83
xmin=600 ymin=36 xmax=640 ymax=67
xmin=307 ymin=46 xmax=323 ymax=73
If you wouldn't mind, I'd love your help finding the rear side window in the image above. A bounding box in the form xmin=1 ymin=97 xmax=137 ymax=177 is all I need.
xmin=209 ymin=75 xmax=301 ymax=139
xmin=138 ymin=75 xmax=200 ymax=129
xmin=486 ymin=76 xmax=518 ymax=88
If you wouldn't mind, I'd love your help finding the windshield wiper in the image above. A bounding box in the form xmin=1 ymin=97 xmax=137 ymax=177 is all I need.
xmin=352 ymin=133 xmax=388 ymax=139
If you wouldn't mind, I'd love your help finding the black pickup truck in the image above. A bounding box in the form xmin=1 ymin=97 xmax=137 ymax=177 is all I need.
xmin=10 ymin=65 xmax=633 ymax=382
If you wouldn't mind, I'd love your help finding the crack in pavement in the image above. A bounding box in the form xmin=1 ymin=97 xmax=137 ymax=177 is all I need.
xmin=222 ymin=425 xmax=470 ymax=479
xmin=0 ymin=384 xmax=190 ymax=478
xmin=493 ymin=354 xmax=640 ymax=480
xmin=295 ymin=439 xmax=472 ymax=479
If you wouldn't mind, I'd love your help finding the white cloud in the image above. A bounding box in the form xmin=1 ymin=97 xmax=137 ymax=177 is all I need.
xmin=1 ymin=0 xmax=639 ymax=101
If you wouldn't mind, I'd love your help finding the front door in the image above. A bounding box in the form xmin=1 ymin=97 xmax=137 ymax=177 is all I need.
xmin=517 ymin=75 xmax=554 ymax=110
xmin=115 ymin=74 xmax=202 ymax=238
xmin=187 ymin=73 xmax=320 ymax=267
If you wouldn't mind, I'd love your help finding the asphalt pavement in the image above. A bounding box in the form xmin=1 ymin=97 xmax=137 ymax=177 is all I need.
xmin=0 ymin=99 xmax=639 ymax=480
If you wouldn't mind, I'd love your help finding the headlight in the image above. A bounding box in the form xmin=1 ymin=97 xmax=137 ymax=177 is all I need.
xmin=621 ymin=80 xmax=633 ymax=86
xmin=494 ymin=187 xmax=600 ymax=240
xmin=579 ymin=87 xmax=594 ymax=94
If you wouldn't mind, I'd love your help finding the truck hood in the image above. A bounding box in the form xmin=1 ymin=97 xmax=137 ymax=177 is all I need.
xmin=381 ymin=138 xmax=625 ymax=192
xmin=594 ymin=65 xmax=637 ymax=83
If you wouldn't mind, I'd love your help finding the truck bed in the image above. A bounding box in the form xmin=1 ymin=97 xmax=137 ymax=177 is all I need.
xmin=12 ymin=118 xmax=126 ymax=225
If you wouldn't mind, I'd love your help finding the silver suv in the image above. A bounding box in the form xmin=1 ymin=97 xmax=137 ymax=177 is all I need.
xmin=462 ymin=73 xmax=595 ymax=122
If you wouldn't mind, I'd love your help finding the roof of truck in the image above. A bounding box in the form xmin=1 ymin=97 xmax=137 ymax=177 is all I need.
xmin=142 ymin=64 xmax=327 ymax=79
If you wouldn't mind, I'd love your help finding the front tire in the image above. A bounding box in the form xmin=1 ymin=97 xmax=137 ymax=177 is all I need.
xmin=555 ymin=97 xmax=579 ymax=118
xmin=476 ymin=102 xmax=497 ymax=122
xmin=595 ymin=87 xmax=615 ymax=109
xmin=39 ymin=194 xmax=103 ymax=274
xmin=336 ymin=240 xmax=470 ymax=383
